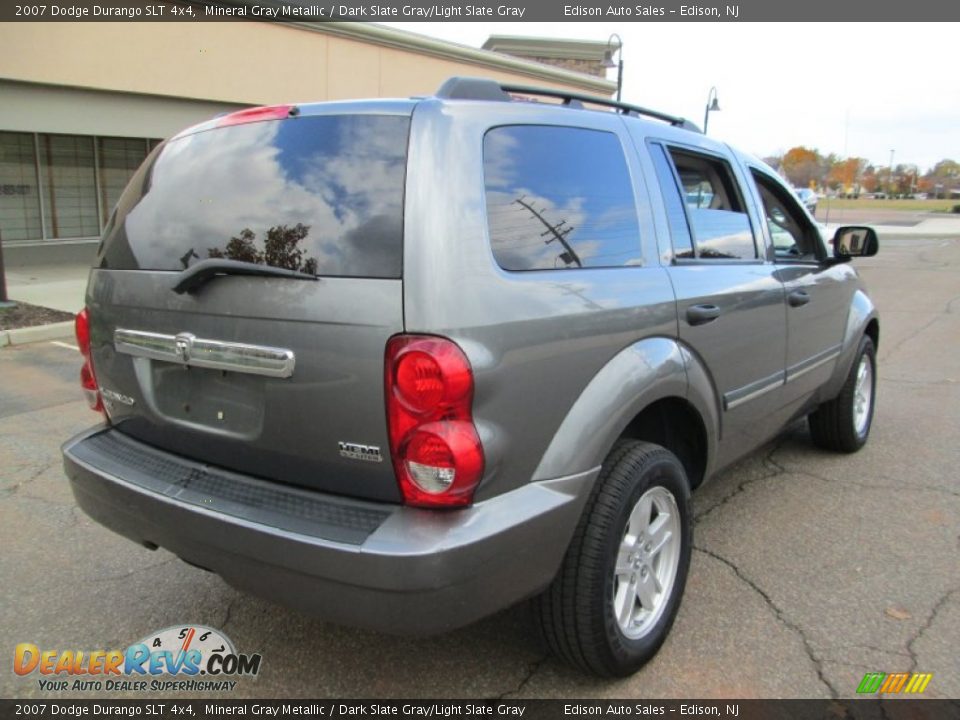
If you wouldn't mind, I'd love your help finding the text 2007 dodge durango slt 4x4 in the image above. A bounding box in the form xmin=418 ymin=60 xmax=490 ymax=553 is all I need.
xmin=63 ymin=77 xmax=880 ymax=676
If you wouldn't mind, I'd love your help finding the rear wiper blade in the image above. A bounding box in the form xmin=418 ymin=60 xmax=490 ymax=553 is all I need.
xmin=172 ymin=259 xmax=318 ymax=294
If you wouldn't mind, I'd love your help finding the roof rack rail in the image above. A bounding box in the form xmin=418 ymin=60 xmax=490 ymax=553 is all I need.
xmin=434 ymin=77 xmax=700 ymax=132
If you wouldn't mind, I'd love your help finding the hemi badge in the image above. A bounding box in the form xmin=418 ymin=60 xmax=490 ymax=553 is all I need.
xmin=338 ymin=442 xmax=383 ymax=463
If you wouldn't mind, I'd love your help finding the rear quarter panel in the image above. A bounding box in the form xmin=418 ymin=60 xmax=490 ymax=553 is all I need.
xmin=402 ymin=100 xmax=683 ymax=500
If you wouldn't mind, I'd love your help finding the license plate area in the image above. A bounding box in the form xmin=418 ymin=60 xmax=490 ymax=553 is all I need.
xmin=149 ymin=362 xmax=263 ymax=437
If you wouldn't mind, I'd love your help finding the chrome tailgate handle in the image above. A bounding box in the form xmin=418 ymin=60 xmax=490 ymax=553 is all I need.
xmin=114 ymin=329 xmax=295 ymax=379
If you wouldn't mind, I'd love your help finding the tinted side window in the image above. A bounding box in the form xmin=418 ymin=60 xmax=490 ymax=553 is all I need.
xmin=751 ymin=169 xmax=821 ymax=260
xmin=483 ymin=126 xmax=641 ymax=271
xmin=666 ymin=149 xmax=757 ymax=260
xmin=649 ymin=143 xmax=694 ymax=259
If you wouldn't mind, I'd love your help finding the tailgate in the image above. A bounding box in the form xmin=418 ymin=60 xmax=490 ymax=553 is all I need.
xmin=86 ymin=106 xmax=412 ymax=502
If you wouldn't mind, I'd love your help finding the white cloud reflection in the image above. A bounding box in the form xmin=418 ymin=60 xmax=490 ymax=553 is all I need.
xmin=124 ymin=115 xmax=407 ymax=277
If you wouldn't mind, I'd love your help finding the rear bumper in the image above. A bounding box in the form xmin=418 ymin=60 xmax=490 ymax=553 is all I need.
xmin=62 ymin=427 xmax=596 ymax=635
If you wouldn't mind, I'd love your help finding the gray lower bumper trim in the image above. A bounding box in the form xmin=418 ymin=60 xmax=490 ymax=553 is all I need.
xmin=70 ymin=429 xmax=390 ymax=545
xmin=62 ymin=427 xmax=597 ymax=634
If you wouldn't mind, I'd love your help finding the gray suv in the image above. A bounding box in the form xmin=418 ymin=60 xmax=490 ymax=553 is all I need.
xmin=62 ymin=77 xmax=880 ymax=677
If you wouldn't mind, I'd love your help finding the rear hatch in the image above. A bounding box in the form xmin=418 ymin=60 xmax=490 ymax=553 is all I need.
xmin=87 ymin=102 xmax=414 ymax=502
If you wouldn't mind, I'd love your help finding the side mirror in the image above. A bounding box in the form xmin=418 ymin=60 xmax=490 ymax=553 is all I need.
xmin=833 ymin=226 xmax=879 ymax=259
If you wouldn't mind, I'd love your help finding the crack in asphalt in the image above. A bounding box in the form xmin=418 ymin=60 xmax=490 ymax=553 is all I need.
xmin=804 ymin=469 xmax=957 ymax=500
xmin=905 ymin=586 xmax=960 ymax=673
xmin=879 ymin=315 xmax=940 ymax=363
xmin=693 ymin=440 xmax=789 ymax=523
xmin=880 ymin=377 xmax=958 ymax=386
xmin=765 ymin=446 xmax=960 ymax=500
xmin=494 ymin=654 xmax=550 ymax=700
xmin=819 ymin=642 xmax=912 ymax=662
xmin=90 ymin=557 xmax=175 ymax=583
xmin=220 ymin=594 xmax=243 ymax=633
xmin=15 ymin=491 xmax=76 ymax=510
xmin=0 ymin=398 xmax=90 ymax=423
xmin=0 ymin=462 xmax=53 ymax=498
xmin=693 ymin=545 xmax=839 ymax=699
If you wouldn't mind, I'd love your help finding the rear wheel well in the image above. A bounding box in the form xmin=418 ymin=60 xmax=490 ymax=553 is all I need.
xmin=864 ymin=318 xmax=879 ymax=349
xmin=618 ymin=398 xmax=707 ymax=489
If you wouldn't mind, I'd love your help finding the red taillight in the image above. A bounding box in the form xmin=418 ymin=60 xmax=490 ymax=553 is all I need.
xmin=385 ymin=336 xmax=484 ymax=508
xmin=216 ymin=104 xmax=295 ymax=128
xmin=75 ymin=308 xmax=103 ymax=414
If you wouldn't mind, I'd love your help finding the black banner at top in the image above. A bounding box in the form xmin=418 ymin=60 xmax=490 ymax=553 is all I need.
xmin=2 ymin=0 xmax=960 ymax=22
xmin=0 ymin=699 xmax=959 ymax=720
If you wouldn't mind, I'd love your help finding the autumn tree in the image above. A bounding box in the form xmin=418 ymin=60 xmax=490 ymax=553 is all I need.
xmin=827 ymin=157 xmax=867 ymax=192
xmin=781 ymin=146 xmax=822 ymax=188
xmin=861 ymin=168 xmax=879 ymax=193
xmin=929 ymin=159 xmax=960 ymax=179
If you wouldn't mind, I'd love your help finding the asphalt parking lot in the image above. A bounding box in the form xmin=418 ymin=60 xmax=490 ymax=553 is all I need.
xmin=2 ymin=235 xmax=958 ymax=700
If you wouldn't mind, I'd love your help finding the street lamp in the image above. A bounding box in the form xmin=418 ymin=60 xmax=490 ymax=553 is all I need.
xmin=602 ymin=34 xmax=624 ymax=102
xmin=703 ymin=87 xmax=721 ymax=134
xmin=888 ymin=149 xmax=895 ymax=196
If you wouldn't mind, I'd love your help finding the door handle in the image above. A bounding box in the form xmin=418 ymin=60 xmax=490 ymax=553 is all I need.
xmin=686 ymin=304 xmax=722 ymax=326
xmin=788 ymin=290 xmax=811 ymax=308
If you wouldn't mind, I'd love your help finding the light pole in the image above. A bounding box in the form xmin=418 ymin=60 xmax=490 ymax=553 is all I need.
xmin=888 ymin=149 xmax=895 ymax=196
xmin=703 ymin=87 xmax=721 ymax=134
xmin=602 ymin=34 xmax=624 ymax=102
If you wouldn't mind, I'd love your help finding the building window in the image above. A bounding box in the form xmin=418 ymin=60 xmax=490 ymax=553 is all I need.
xmin=0 ymin=132 xmax=162 ymax=242
xmin=98 ymin=137 xmax=149 ymax=221
xmin=39 ymin=134 xmax=100 ymax=239
xmin=0 ymin=132 xmax=43 ymax=242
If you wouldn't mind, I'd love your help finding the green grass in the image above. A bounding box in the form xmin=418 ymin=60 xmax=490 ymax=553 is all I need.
xmin=821 ymin=197 xmax=957 ymax=212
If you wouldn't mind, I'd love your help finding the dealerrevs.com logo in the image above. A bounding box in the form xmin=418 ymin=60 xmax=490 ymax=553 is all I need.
xmin=14 ymin=625 xmax=261 ymax=693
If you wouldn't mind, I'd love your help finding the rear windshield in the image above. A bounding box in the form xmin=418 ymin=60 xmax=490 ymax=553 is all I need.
xmin=97 ymin=114 xmax=409 ymax=278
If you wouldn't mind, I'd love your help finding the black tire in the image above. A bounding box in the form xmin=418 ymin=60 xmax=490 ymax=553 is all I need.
xmin=808 ymin=335 xmax=876 ymax=453
xmin=533 ymin=440 xmax=692 ymax=677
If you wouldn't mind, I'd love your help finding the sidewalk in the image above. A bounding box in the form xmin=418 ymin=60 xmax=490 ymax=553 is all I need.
xmin=4 ymin=263 xmax=89 ymax=314
xmin=822 ymin=215 xmax=960 ymax=239
xmin=1 ymin=263 xmax=87 ymax=347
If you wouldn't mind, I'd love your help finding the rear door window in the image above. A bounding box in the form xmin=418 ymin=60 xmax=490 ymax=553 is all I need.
xmin=483 ymin=125 xmax=642 ymax=271
xmin=659 ymin=147 xmax=758 ymax=260
xmin=98 ymin=114 xmax=410 ymax=278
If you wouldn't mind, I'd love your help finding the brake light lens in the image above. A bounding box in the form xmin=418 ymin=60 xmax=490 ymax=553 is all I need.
xmin=75 ymin=308 xmax=103 ymax=414
xmin=216 ymin=104 xmax=295 ymax=128
xmin=385 ymin=336 xmax=484 ymax=508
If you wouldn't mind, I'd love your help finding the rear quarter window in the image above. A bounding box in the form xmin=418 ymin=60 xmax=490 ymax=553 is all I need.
xmin=98 ymin=114 xmax=410 ymax=278
xmin=483 ymin=125 xmax=642 ymax=271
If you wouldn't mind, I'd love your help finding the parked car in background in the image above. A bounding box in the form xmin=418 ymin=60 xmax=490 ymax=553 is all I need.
xmin=62 ymin=77 xmax=881 ymax=677
xmin=795 ymin=187 xmax=818 ymax=215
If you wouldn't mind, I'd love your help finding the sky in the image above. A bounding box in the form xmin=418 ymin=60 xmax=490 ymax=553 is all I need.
xmin=381 ymin=22 xmax=958 ymax=173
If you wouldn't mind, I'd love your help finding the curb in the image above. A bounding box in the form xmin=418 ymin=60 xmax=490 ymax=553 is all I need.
xmin=820 ymin=224 xmax=959 ymax=241
xmin=876 ymin=232 xmax=959 ymax=241
xmin=0 ymin=320 xmax=75 ymax=348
